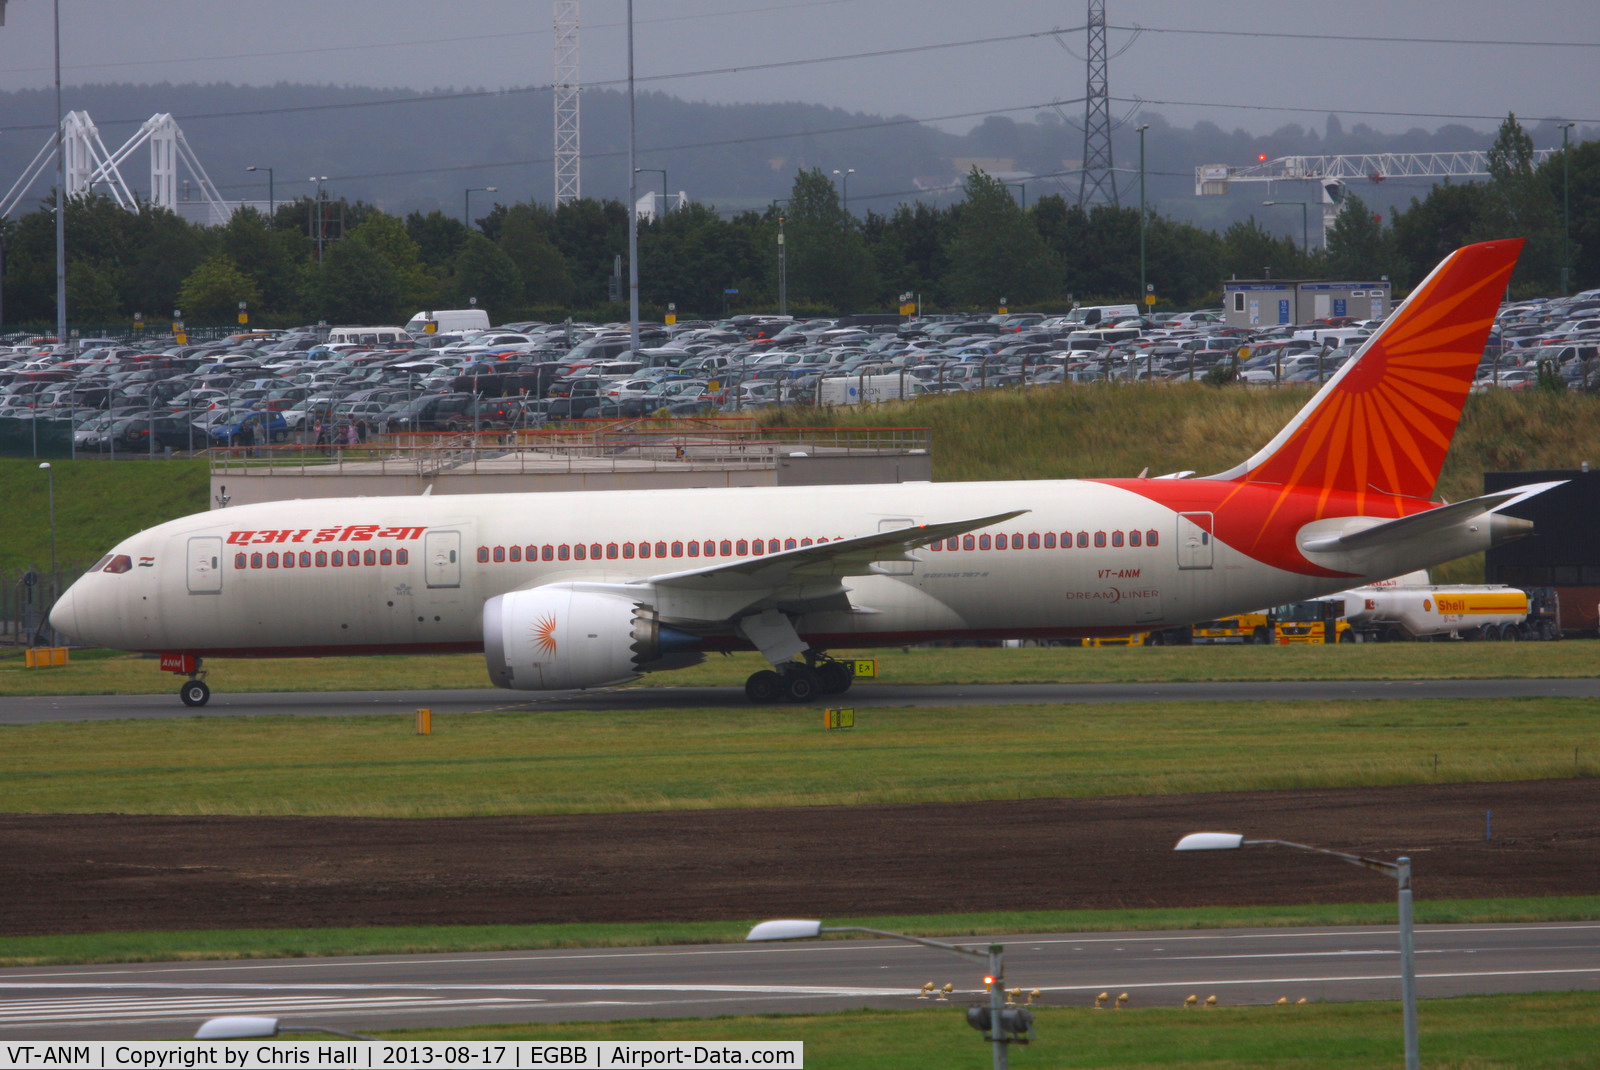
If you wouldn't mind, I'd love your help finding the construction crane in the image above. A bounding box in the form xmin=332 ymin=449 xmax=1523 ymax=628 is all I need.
xmin=1 ymin=111 xmax=231 ymax=224
xmin=553 ymin=0 xmax=581 ymax=205
xmin=1196 ymin=150 xmax=1558 ymax=245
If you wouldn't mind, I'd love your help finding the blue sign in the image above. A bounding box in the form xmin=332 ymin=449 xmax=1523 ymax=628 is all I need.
xmin=724 ymin=288 xmax=739 ymax=294
xmin=1333 ymin=298 xmax=1347 ymax=317
xmin=1278 ymin=299 xmax=1290 ymax=324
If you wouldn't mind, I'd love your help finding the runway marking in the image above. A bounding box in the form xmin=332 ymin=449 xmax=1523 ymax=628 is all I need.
xmin=1033 ymin=966 xmax=1600 ymax=992
xmin=0 ymin=983 xmax=914 ymax=996
xmin=0 ymin=995 xmax=537 ymax=1027
xmin=5 ymin=923 xmax=1598 ymax=981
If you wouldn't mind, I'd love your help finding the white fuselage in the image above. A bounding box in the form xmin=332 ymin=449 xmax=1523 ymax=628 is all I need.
xmin=52 ymin=480 xmax=1408 ymax=659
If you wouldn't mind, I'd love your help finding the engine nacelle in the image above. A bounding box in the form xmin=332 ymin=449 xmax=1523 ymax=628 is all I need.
xmin=482 ymin=584 xmax=703 ymax=691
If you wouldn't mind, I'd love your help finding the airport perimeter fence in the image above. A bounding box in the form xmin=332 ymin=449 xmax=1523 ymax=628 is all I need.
xmin=0 ymin=563 xmax=87 ymax=649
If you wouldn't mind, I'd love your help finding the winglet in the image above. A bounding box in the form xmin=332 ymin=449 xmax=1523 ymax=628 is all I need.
xmin=1209 ymin=239 xmax=1523 ymax=510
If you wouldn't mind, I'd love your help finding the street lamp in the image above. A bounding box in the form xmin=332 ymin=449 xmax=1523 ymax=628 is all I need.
xmin=771 ymin=198 xmax=790 ymax=317
xmin=1137 ymin=124 xmax=1150 ymax=315
xmin=246 ymin=166 xmax=274 ymax=224
xmin=1560 ymin=122 xmax=1575 ymax=296
xmin=39 ymin=462 xmax=57 ymax=635
xmin=747 ymin=919 xmax=1029 ymax=1070
xmin=1263 ymin=200 xmax=1310 ymax=254
xmin=464 ymin=185 xmax=499 ymax=229
xmin=635 ymin=167 xmax=668 ymax=214
xmin=832 ymin=168 xmax=855 ymax=216
xmin=1175 ymin=832 xmax=1418 ymax=1070
xmin=309 ymin=176 xmax=329 ymax=261
xmin=195 ymin=1017 xmax=376 ymax=1042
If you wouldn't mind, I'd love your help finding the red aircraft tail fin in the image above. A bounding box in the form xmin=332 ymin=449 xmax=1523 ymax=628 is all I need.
xmin=1210 ymin=239 xmax=1523 ymax=511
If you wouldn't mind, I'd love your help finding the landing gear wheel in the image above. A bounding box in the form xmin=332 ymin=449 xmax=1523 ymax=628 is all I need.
xmin=782 ymin=667 xmax=822 ymax=703
xmin=744 ymin=670 xmax=783 ymax=704
xmin=817 ymin=661 xmax=853 ymax=695
xmin=180 ymin=679 xmax=211 ymax=707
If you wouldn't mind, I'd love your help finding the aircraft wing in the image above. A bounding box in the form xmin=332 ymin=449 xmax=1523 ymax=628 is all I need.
xmin=633 ymin=509 xmax=1028 ymax=591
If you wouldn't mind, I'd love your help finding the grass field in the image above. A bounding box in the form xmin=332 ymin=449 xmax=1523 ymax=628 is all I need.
xmin=384 ymin=993 xmax=1600 ymax=1068
xmin=5 ymin=897 xmax=1597 ymax=968
xmin=2 ymin=698 xmax=1593 ymax=817
xmin=1 ymin=641 xmax=1594 ymax=696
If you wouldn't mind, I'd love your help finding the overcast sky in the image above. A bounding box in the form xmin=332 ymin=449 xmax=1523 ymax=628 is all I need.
xmin=0 ymin=0 xmax=1595 ymax=139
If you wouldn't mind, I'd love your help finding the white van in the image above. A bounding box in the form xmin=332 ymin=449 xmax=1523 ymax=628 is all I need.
xmin=1063 ymin=303 xmax=1140 ymax=327
xmin=1291 ymin=326 xmax=1370 ymax=347
xmin=326 ymin=326 xmax=410 ymax=347
xmin=406 ymin=309 xmax=492 ymax=335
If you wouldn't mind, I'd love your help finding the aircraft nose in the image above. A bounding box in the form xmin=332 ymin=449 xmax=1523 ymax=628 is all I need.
xmin=48 ymin=585 xmax=80 ymax=643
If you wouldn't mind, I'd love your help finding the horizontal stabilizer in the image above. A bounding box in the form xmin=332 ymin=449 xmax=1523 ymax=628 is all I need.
xmin=1299 ymin=481 xmax=1565 ymax=553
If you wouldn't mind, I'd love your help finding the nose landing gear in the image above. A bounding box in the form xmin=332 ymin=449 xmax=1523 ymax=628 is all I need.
xmin=180 ymin=675 xmax=211 ymax=707
xmin=161 ymin=653 xmax=211 ymax=706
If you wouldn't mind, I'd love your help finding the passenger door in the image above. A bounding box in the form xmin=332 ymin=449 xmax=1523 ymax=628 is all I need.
xmin=1176 ymin=512 xmax=1214 ymax=570
xmin=186 ymin=536 xmax=224 ymax=594
xmin=424 ymin=530 xmax=462 ymax=588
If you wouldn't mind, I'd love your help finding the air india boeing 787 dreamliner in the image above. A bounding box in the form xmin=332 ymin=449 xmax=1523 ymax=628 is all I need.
xmin=51 ymin=239 xmax=1559 ymax=705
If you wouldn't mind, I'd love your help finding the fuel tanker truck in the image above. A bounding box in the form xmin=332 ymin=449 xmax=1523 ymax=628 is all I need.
xmin=1332 ymin=571 xmax=1560 ymax=642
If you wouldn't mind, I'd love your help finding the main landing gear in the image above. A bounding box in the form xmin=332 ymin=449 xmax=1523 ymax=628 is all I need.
xmin=744 ymin=651 xmax=854 ymax=704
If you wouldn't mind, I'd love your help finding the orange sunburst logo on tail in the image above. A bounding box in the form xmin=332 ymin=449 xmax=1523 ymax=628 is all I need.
xmin=532 ymin=614 xmax=558 ymax=656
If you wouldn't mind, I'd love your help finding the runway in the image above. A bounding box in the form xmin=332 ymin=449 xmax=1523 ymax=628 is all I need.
xmin=4 ymin=677 xmax=1599 ymax=723
xmin=2 ymin=922 xmax=1598 ymax=1040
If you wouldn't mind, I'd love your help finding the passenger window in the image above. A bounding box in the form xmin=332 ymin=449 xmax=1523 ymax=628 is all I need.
xmin=1147 ymin=529 xmax=1159 ymax=546
xmin=591 ymin=543 xmax=602 ymax=559
xmin=574 ymin=544 xmax=586 ymax=560
xmin=1029 ymin=533 xmax=1040 ymax=549
xmin=721 ymin=540 xmax=733 ymax=556
xmin=234 ymin=553 xmax=247 ymax=569
xmin=380 ymin=549 xmax=392 ymax=565
xmin=607 ymin=543 xmax=619 ymax=559
xmin=785 ymin=539 xmax=797 ymax=549
xmin=672 ymin=541 xmax=683 ymax=557
xmin=493 ymin=546 xmax=505 ymax=562
xmin=1112 ymin=531 xmax=1124 ymax=547
xmin=623 ymin=543 xmax=635 ymax=559
xmin=930 ymin=540 xmax=942 ymax=551
xmin=1129 ymin=530 xmax=1141 ymax=547
xmin=477 ymin=547 xmax=489 ymax=563
xmin=736 ymin=540 xmax=748 ymax=555
xmin=800 ymin=538 xmax=813 ymax=547
xmin=979 ymin=534 xmax=991 ymax=550
xmin=657 ymin=542 xmax=669 ymax=557
xmin=639 ymin=542 xmax=651 ymax=559
xmin=364 ymin=550 xmax=376 ymax=565
xmin=964 ymin=535 xmax=975 ymax=550
xmin=995 ymin=534 xmax=1008 ymax=550
xmin=769 ymin=540 xmax=780 ymax=553
xmin=1077 ymin=532 xmax=1089 ymax=548
xmin=510 ymin=546 xmax=521 ymax=562
xmin=326 ymin=551 xmax=337 ymax=566
xmin=752 ymin=540 xmax=764 ymax=555
xmin=1044 ymin=533 xmax=1056 ymax=548
xmin=266 ymin=553 xmax=279 ymax=568
xmin=1094 ymin=532 xmax=1107 ymax=548
xmin=688 ymin=542 xmax=699 ymax=557
xmin=1012 ymin=533 xmax=1024 ymax=550
xmin=315 ymin=551 xmax=328 ymax=567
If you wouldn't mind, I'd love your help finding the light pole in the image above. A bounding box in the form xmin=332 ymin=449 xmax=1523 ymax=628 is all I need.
xmin=246 ymin=166 xmax=274 ymax=224
xmin=832 ymin=168 xmax=855 ymax=216
xmin=636 ymin=167 xmax=668 ymax=215
xmin=747 ymin=919 xmax=1028 ymax=1070
xmin=1004 ymin=182 xmax=1027 ymax=209
xmin=625 ymin=0 xmax=640 ymax=355
xmin=196 ymin=1017 xmax=376 ymax=1042
xmin=53 ymin=0 xmax=66 ymax=351
xmin=771 ymin=198 xmax=789 ymax=317
xmin=1560 ymin=122 xmax=1575 ymax=296
xmin=1137 ymin=124 xmax=1150 ymax=313
xmin=1176 ymin=832 xmax=1418 ymax=1070
xmin=1263 ymin=200 xmax=1310 ymax=255
xmin=39 ymin=462 xmax=57 ymax=631
xmin=464 ymin=186 xmax=498 ymax=229
xmin=309 ymin=176 xmax=329 ymax=261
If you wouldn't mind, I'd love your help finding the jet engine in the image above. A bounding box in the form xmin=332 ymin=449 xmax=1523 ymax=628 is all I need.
xmin=482 ymin=585 xmax=704 ymax=691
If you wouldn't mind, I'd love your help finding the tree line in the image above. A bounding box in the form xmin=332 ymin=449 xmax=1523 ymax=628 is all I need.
xmin=0 ymin=115 xmax=1592 ymax=328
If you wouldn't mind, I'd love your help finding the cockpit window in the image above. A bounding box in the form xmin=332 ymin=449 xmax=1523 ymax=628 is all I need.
xmin=103 ymin=554 xmax=133 ymax=574
xmin=88 ymin=554 xmax=113 ymax=573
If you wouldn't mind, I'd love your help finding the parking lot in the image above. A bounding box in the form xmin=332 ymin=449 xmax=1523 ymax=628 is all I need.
xmin=3 ymin=290 xmax=1598 ymax=457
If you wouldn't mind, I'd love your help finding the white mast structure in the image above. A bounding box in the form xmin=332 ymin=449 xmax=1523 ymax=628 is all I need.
xmin=553 ymin=0 xmax=581 ymax=205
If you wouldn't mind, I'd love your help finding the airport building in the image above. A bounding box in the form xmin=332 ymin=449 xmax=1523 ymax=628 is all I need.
xmin=1222 ymin=278 xmax=1391 ymax=328
xmin=1484 ymin=468 xmax=1600 ymax=634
